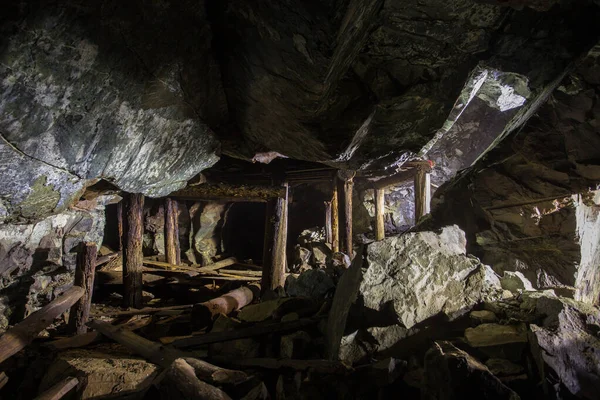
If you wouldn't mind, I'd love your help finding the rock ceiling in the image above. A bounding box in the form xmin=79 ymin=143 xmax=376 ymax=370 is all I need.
xmin=1 ymin=0 xmax=600 ymax=222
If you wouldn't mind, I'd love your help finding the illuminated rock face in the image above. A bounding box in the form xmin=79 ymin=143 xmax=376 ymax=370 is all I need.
xmin=0 ymin=1 xmax=222 ymax=223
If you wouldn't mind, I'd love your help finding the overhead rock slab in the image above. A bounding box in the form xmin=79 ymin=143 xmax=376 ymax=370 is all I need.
xmin=0 ymin=1 xmax=223 ymax=222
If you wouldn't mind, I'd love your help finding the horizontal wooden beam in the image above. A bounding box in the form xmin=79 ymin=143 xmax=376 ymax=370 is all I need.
xmin=171 ymin=183 xmax=285 ymax=201
xmin=370 ymin=161 xmax=433 ymax=190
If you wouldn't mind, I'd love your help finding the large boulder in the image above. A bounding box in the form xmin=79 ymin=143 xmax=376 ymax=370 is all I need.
xmin=0 ymin=1 xmax=223 ymax=223
xmin=422 ymin=341 xmax=520 ymax=400
xmin=338 ymin=225 xmax=502 ymax=363
xmin=361 ymin=225 xmax=502 ymax=330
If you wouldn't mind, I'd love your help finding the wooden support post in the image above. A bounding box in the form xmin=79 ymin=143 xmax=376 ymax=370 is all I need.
xmin=331 ymin=177 xmax=340 ymax=253
xmin=123 ymin=193 xmax=145 ymax=309
xmin=164 ymin=198 xmax=181 ymax=266
xmin=374 ymin=188 xmax=385 ymax=241
xmin=0 ymin=286 xmax=84 ymax=364
xmin=325 ymin=201 xmax=333 ymax=247
xmin=34 ymin=377 xmax=78 ymax=400
xmin=117 ymin=201 xmax=124 ymax=252
xmin=262 ymin=182 xmax=288 ymax=293
xmin=68 ymin=243 xmax=98 ymax=335
xmin=338 ymin=171 xmax=355 ymax=257
xmin=414 ymin=167 xmax=431 ymax=223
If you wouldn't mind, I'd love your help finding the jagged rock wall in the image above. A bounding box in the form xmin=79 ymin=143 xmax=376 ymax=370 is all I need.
xmin=426 ymin=44 xmax=600 ymax=304
xmin=575 ymin=191 xmax=600 ymax=305
xmin=0 ymin=196 xmax=112 ymax=332
xmin=0 ymin=1 xmax=223 ymax=223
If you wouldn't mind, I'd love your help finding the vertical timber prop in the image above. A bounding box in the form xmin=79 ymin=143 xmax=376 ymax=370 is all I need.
xmin=374 ymin=188 xmax=385 ymax=241
xmin=338 ymin=170 xmax=355 ymax=258
xmin=123 ymin=193 xmax=145 ymax=308
xmin=68 ymin=243 xmax=98 ymax=335
xmin=324 ymin=201 xmax=333 ymax=246
xmin=117 ymin=201 xmax=124 ymax=252
xmin=331 ymin=177 xmax=340 ymax=253
xmin=262 ymin=182 xmax=289 ymax=293
xmin=414 ymin=166 xmax=431 ymax=223
xmin=165 ymin=198 xmax=181 ymax=266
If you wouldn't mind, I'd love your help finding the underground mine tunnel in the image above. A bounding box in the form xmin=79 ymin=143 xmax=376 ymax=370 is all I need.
xmin=1 ymin=0 xmax=600 ymax=399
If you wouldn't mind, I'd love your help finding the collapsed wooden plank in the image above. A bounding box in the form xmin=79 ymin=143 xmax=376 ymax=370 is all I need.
xmin=184 ymin=357 xmax=248 ymax=385
xmin=0 ymin=286 xmax=84 ymax=364
xmin=165 ymin=359 xmax=232 ymax=400
xmin=143 ymin=256 xmax=237 ymax=273
xmin=49 ymin=316 xmax=152 ymax=349
xmin=87 ymin=319 xmax=189 ymax=366
xmin=68 ymin=242 xmax=98 ymax=335
xmin=172 ymin=316 xmax=325 ymax=348
xmin=34 ymin=377 xmax=78 ymax=400
xmin=87 ymin=320 xmax=246 ymax=386
xmin=220 ymin=358 xmax=352 ymax=375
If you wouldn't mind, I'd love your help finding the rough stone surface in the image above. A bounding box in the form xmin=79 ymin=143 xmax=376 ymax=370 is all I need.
xmin=40 ymin=344 xmax=159 ymax=399
xmin=529 ymin=295 xmax=600 ymax=400
xmin=190 ymin=202 xmax=226 ymax=265
xmin=485 ymin=359 xmax=524 ymax=377
xmin=470 ymin=310 xmax=498 ymax=324
xmin=238 ymin=298 xmax=292 ymax=323
xmin=464 ymin=323 xmax=528 ymax=348
xmin=428 ymin=44 xmax=600 ymax=302
xmin=285 ymin=269 xmax=335 ymax=300
xmin=422 ymin=341 xmax=520 ymax=400
xmin=500 ymin=271 xmax=534 ymax=294
xmin=0 ymin=197 xmax=109 ymax=332
xmin=338 ymin=226 xmax=503 ymax=364
xmin=209 ymin=314 xmax=261 ymax=359
xmin=0 ymin=1 xmax=223 ymax=223
xmin=361 ymin=225 xmax=502 ymax=331
xmin=574 ymin=191 xmax=600 ymax=305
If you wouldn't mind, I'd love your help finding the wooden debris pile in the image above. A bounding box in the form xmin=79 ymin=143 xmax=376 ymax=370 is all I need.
xmin=0 ymin=241 xmax=382 ymax=400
